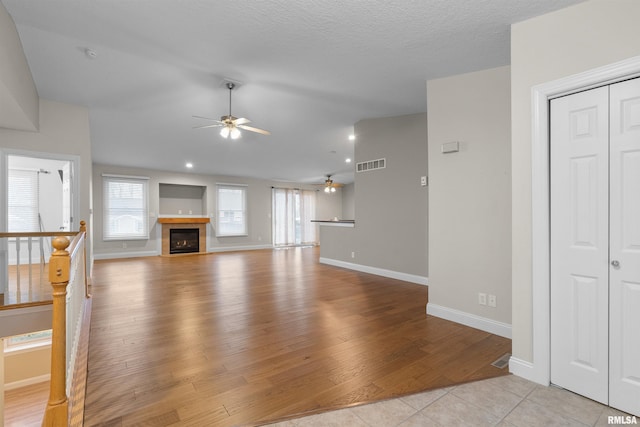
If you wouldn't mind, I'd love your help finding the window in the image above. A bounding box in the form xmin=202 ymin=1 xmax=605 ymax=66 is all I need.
xmin=8 ymin=169 xmax=39 ymax=232
xmin=216 ymin=184 xmax=247 ymax=236
xmin=4 ymin=330 xmax=52 ymax=353
xmin=103 ymin=174 xmax=149 ymax=240
xmin=272 ymin=188 xmax=317 ymax=246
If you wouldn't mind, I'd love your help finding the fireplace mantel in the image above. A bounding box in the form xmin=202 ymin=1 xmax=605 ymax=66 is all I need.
xmin=157 ymin=217 xmax=210 ymax=224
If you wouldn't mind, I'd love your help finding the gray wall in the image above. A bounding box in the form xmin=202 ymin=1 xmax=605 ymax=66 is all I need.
xmin=0 ymin=3 xmax=38 ymax=131
xmin=427 ymin=66 xmax=511 ymax=325
xmin=315 ymin=187 xmax=343 ymax=221
xmin=321 ymin=113 xmax=428 ymax=278
xmin=341 ymin=183 xmax=355 ymax=219
xmin=92 ymin=163 xmax=342 ymax=257
xmin=511 ymin=0 xmax=640 ymax=363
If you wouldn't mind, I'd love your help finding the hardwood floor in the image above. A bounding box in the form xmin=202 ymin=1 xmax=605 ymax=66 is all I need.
xmin=82 ymin=247 xmax=510 ymax=426
xmin=4 ymin=381 xmax=49 ymax=427
xmin=0 ymin=264 xmax=52 ymax=308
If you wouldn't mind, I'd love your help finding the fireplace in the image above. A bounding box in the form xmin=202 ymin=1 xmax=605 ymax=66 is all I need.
xmin=169 ymin=228 xmax=199 ymax=254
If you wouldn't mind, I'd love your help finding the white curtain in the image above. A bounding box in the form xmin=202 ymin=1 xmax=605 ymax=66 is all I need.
xmin=272 ymin=188 xmax=317 ymax=246
xmin=299 ymin=190 xmax=316 ymax=245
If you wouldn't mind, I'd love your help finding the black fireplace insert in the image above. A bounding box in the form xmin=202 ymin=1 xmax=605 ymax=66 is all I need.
xmin=170 ymin=228 xmax=199 ymax=254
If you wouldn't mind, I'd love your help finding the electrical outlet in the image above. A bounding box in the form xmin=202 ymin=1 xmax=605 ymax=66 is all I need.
xmin=488 ymin=294 xmax=497 ymax=307
xmin=351 ymin=251 xmax=355 ymax=259
xmin=478 ymin=293 xmax=487 ymax=306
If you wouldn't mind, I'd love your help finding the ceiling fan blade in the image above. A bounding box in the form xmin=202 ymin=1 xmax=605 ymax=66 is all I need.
xmin=192 ymin=115 xmax=221 ymax=122
xmin=233 ymin=117 xmax=251 ymax=125
xmin=193 ymin=123 xmax=223 ymax=129
xmin=238 ymin=124 xmax=271 ymax=135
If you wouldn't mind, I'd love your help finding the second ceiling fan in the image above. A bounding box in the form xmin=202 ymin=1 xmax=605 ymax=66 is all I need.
xmin=193 ymin=82 xmax=270 ymax=139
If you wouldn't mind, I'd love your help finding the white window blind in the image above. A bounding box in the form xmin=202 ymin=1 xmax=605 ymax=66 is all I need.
xmin=103 ymin=175 xmax=149 ymax=240
xmin=8 ymin=169 xmax=39 ymax=232
xmin=216 ymin=184 xmax=247 ymax=236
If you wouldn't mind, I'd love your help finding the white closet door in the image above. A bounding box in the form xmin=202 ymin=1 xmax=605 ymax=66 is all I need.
xmin=609 ymin=77 xmax=640 ymax=416
xmin=550 ymin=86 xmax=610 ymax=404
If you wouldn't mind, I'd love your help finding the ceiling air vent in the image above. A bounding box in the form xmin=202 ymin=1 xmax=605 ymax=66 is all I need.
xmin=356 ymin=158 xmax=386 ymax=173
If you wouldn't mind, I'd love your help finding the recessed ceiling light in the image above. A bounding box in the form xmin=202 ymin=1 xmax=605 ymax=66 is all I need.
xmin=185 ymin=162 xmax=193 ymax=168
xmin=348 ymin=134 xmax=356 ymax=141
xmin=345 ymin=158 xmax=352 ymax=163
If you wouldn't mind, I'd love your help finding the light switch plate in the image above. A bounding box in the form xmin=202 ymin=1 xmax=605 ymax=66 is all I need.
xmin=420 ymin=176 xmax=427 ymax=186
xmin=441 ymin=141 xmax=460 ymax=154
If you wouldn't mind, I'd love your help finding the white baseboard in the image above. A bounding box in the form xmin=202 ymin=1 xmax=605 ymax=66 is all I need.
xmin=208 ymin=244 xmax=273 ymax=253
xmin=426 ymin=302 xmax=512 ymax=339
xmin=5 ymin=373 xmax=50 ymax=391
xmin=319 ymin=257 xmax=428 ymax=286
xmin=509 ymin=356 xmax=549 ymax=386
xmin=93 ymin=250 xmax=159 ymax=260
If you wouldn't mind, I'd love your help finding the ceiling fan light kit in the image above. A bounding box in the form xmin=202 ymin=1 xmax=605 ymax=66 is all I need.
xmin=193 ymin=81 xmax=270 ymax=140
xmin=324 ymin=175 xmax=337 ymax=193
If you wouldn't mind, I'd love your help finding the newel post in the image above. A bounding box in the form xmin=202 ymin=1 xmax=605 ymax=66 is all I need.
xmin=42 ymin=236 xmax=71 ymax=426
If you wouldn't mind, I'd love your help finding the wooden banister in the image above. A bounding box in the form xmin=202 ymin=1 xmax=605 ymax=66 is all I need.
xmin=0 ymin=221 xmax=90 ymax=425
xmin=41 ymin=220 xmax=90 ymax=427
xmin=42 ymin=236 xmax=71 ymax=426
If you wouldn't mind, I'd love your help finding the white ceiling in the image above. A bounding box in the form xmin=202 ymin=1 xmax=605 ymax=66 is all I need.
xmin=2 ymin=0 xmax=583 ymax=185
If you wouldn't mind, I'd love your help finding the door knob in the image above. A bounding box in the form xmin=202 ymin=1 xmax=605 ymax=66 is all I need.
xmin=611 ymin=260 xmax=620 ymax=268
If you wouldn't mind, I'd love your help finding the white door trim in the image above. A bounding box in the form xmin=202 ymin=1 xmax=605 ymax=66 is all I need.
xmin=529 ymin=55 xmax=640 ymax=386
xmin=0 ymin=148 xmax=80 ymax=232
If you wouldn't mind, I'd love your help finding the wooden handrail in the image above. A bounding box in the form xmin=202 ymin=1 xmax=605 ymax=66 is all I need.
xmin=0 ymin=231 xmax=76 ymax=238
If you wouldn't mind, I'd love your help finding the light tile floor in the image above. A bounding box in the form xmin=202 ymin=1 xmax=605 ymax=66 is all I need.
xmin=266 ymin=375 xmax=637 ymax=426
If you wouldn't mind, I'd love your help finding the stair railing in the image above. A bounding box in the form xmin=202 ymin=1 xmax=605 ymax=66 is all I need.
xmin=42 ymin=220 xmax=89 ymax=427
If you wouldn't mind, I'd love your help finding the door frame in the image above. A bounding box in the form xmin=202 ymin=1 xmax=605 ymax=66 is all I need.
xmin=0 ymin=148 xmax=80 ymax=232
xmin=528 ymin=55 xmax=640 ymax=386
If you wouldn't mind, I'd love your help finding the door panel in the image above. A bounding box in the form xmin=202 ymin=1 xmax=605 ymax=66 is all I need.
xmin=609 ymin=78 xmax=640 ymax=416
xmin=550 ymin=86 xmax=610 ymax=404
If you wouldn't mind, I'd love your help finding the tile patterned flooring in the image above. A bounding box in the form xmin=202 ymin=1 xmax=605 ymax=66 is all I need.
xmin=266 ymin=374 xmax=636 ymax=427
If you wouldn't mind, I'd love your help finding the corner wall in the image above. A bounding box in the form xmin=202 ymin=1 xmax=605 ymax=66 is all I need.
xmin=511 ymin=0 xmax=640 ymax=365
xmin=426 ymin=66 xmax=512 ymax=335
xmin=320 ymin=113 xmax=428 ymax=282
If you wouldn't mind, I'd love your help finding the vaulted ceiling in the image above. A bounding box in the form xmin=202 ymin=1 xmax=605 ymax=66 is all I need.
xmin=2 ymin=0 xmax=583 ymax=184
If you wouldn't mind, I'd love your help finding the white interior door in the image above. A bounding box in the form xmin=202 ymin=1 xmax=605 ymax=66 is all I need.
xmin=609 ymin=78 xmax=640 ymax=416
xmin=551 ymin=78 xmax=640 ymax=416
xmin=550 ymin=86 xmax=610 ymax=404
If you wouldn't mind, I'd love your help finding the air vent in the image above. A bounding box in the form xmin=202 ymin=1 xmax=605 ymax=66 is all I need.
xmin=491 ymin=353 xmax=511 ymax=369
xmin=356 ymin=158 xmax=386 ymax=173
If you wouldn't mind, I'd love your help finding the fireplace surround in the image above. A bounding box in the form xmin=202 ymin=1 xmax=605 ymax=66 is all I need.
xmin=158 ymin=217 xmax=209 ymax=256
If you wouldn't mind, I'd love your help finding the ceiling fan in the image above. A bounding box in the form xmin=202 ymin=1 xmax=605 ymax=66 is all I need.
xmin=193 ymin=82 xmax=270 ymax=139
xmin=322 ymin=175 xmax=343 ymax=193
